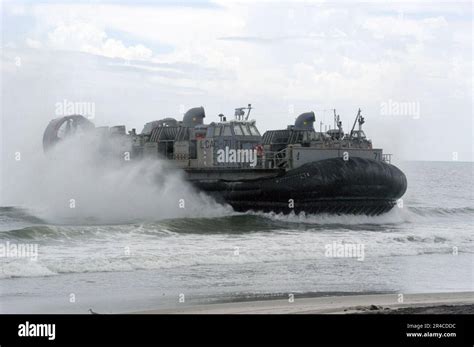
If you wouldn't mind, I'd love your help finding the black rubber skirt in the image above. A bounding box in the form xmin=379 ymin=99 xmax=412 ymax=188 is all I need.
xmin=192 ymin=157 xmax=408 ymax=215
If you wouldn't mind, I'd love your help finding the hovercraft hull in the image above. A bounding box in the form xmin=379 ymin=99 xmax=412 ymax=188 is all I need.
xmin=189 ymin=157 xmax=407 ymax=215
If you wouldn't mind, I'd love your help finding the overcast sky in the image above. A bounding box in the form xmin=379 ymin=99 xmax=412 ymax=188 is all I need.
xmin=1 ymin=0 xmax=472 ymax=162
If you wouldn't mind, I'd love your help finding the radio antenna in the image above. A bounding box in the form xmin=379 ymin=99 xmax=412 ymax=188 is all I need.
xmin=245 ymin=104 xmax=253 ymax=120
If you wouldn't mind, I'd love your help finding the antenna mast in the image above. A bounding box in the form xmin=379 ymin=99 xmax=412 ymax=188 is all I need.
xmin=245 ymin=104 xmax=252 ymax=120
xmin=235 ymin=104 xmax=253 ymax=121
xmin=350 ymin=108 xmax=361 ymax=138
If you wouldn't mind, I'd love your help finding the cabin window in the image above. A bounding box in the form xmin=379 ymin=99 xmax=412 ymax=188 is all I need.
xmin=223 ymin=125 xmax=232 ymax=136
xmin=249 ymin=125 xmax=260 ymax=136
xmin=233 ymin=124 xmax=244 ymax=136
xmin=214 ymin=127 xmax=221 ymax=136
xmin=242 ymin=124 xmax=251 ymax=136
xmin=206 ymin=127 xmax=214 ymax=138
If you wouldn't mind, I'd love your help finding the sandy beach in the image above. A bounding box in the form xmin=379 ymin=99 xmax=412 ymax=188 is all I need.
xmin=133 ymin=292 xmax=474 ymax=314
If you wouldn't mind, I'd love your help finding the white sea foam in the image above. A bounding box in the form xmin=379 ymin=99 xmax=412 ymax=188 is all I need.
xmin=3 ymin=133 xmax=232 ymax=224
xmin=0 ymin=259 xmax=56 ymax=279
xmin=249 ymin=205 xmax=474 ymax=226
xmin=1 ymin=216 xmax=472 ymax=279
xmin=248 ymin=208 xmax=410 ymax=225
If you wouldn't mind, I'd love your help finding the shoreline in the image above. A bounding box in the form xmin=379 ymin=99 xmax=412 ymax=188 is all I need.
xmin=132 ymin=291 xmax=474 ymax=314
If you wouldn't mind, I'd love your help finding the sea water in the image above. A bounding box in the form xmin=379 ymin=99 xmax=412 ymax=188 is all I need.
xmin=0 ymin=161 xmax=472 ymax=313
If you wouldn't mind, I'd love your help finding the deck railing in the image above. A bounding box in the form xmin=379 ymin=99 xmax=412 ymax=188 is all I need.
xmin=382 ymin=153 xmax=392 ymax=164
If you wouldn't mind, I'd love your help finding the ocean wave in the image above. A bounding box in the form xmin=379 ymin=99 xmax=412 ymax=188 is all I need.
xmin=1 ymin=214 xmax=472 ymax=280
xmin=0 ymin=206 xmax=46 ymax=225
xmin=0 ymin=259 xmax=56 ymax=279
xmin=407 ymin=206 xmax=474 ymax=217
xmin=1 ymin=203 xmax=472 ymax=241
xmin=1 ymin=238 xmax=471 ymax=279
xmin=248 ymin=205 xmax=474 ymax=226
xmin=248 ymin=209 xmax=408 ymax=225
xmin=0 ymin=224 xmax=175 ymax=241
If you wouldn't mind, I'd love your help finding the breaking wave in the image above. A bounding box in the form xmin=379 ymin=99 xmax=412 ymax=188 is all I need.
xmin=1 ymin=203 xmax=473 ymax=241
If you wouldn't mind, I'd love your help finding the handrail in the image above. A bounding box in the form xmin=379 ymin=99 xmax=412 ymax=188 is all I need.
xmin=382 ymin=153 xmax=392 ymax=164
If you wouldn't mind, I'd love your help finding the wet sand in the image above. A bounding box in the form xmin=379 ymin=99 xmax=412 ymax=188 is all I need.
xmin=133 ymin=292 xmax=474 ymax=314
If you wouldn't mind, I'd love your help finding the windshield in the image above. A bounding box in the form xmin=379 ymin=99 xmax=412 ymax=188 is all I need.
xmin=233 ymin=124 xmax=243 ymax=136
xmin=241 ymin=124 xmax=251 ymax=136
xmin=223 ymin=125 xmax=232 ymax=136
xmin=249 ymin=125 xmax=260 ymax=136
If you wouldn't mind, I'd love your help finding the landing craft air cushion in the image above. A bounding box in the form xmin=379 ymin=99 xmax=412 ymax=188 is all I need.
xmin=43 ymin=105 xmax=407 ymax=215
